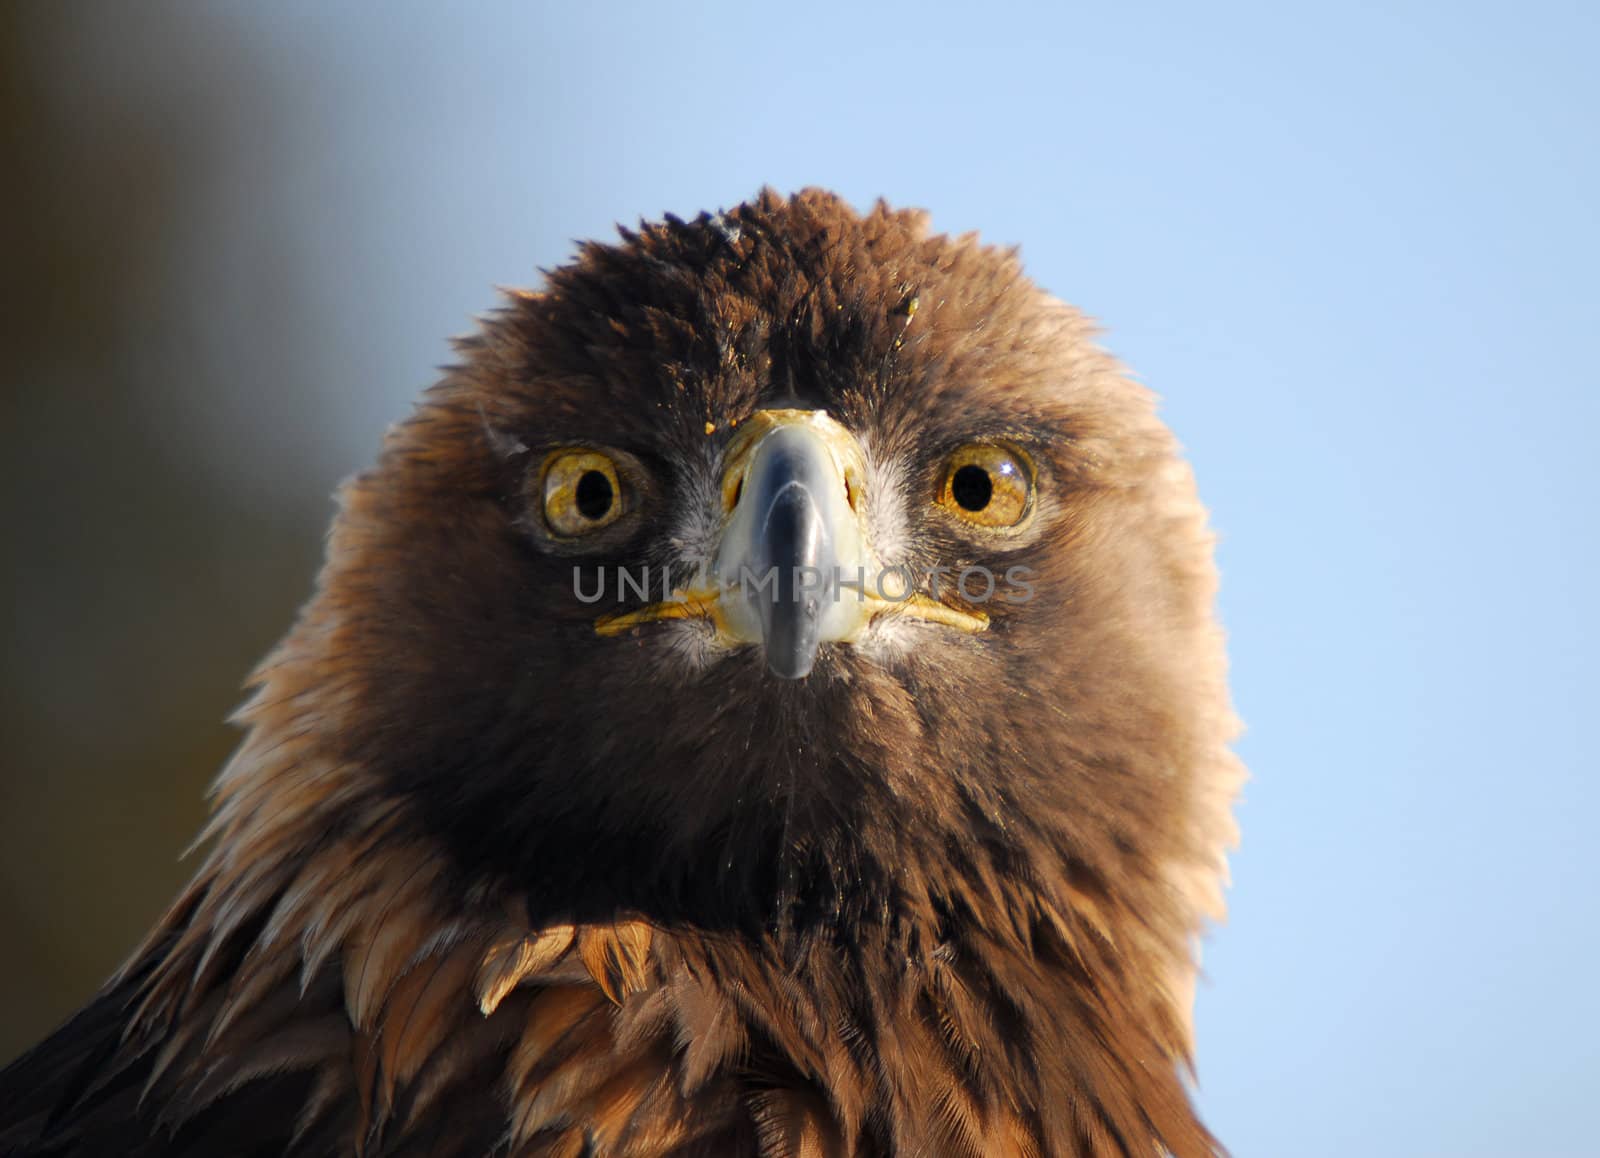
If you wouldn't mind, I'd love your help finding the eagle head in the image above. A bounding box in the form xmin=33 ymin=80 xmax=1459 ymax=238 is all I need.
xmin=320 ymin=190 xmax=1239 ymax=943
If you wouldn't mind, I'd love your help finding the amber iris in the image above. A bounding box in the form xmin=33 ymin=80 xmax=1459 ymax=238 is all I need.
xmin=543 ymin=451 xmax=623 ymax=536
xmin=937 ymin=445 xmax=1032 ymax=527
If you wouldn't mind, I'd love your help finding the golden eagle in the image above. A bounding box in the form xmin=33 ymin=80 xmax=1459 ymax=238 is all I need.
xmin=0 ymin=189 xmax=1243 ymax=1157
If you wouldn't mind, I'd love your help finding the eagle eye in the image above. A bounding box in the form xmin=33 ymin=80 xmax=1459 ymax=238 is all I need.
xmin=937 ymin=445 xmax=1032 ymax=528
xmin=542 ymin=451 xmax=623 ymax=536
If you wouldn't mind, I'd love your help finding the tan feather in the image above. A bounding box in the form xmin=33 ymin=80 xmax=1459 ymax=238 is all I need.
xmin=476 ymin=924 xmax=576 ymax=1015
xmin=344 ymin=906 xmax=429 ymax=1032
xmin=749 ymin=1088 xmax=842 ymax=1158
xmin=378 ymin=943 xmax=482 ymax=1087
xmin=578 ymin=922 xmax=653 ymax=1006
xmin=505 ymin=984 xmax=609 ymax=1101
xmin=509 ymin=1019 xmax=615 ymax=1143
xmin=670 ymin=968 xmax=746 ymax=1096
xmin=578 ymin=1051 xmax=668 ymax=1150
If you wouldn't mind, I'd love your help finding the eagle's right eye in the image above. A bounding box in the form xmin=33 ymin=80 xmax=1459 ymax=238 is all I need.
xmin=542 ymin=451 xmax=624 ymax=536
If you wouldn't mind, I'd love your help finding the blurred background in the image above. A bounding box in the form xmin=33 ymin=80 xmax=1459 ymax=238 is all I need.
xmin=2 ymin=3 xmax=1595 ymax=1154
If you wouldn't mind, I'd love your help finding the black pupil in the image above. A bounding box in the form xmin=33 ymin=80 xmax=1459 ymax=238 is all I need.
xmin=574 ymin=470 xmax=614 ymax=520
xmin=951 ymin=464 xmax=993 ymax=511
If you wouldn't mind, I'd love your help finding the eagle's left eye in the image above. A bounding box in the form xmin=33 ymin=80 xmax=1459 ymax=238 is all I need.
xmin=542 ymin=451 xmax=623 ymax=536
xmin=937 ymin=444 xmax=1033 ymax=528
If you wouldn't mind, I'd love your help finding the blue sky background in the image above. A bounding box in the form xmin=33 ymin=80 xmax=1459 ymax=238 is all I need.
xmin=59 ymin=3 xmax=1600 ymax=1153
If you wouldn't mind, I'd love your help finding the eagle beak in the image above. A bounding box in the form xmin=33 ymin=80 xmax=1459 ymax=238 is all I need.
xmin=594 ymin=409 xmax=987 ymax=675
xmin=710 ymin=411 xmax=875 ymax=678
